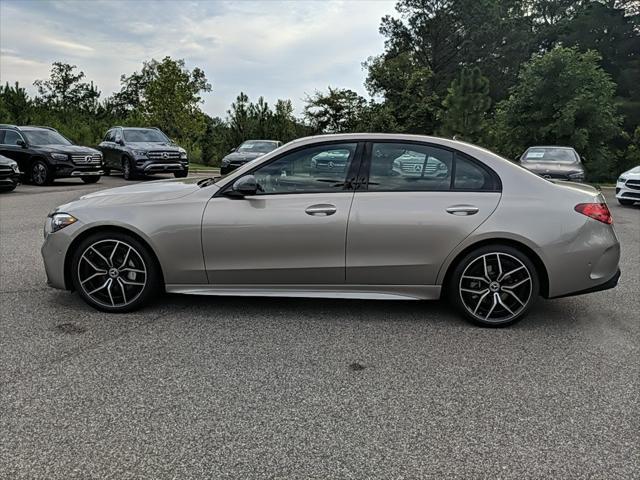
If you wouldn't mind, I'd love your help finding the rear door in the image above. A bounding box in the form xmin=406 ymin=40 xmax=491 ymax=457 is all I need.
xmin=346 ymin=141 xmax=501 ymax=285
xmin=201 ymin=142 xmax=363 ymax=284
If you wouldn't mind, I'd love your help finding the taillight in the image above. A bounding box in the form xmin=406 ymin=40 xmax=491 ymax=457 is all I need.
xmin=574 ymin=203 xmax=613 ymax=224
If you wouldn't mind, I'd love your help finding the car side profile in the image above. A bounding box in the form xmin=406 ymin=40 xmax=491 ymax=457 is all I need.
xmin=517 ymin=146 xmax=585 ymax=182
xmin=41 ymin=134 xmax=620 ymax=327
xmin=0 ymin=125 xmax=103 ymax=185
xmin=98 ymin=127 xmax=189 ymax=180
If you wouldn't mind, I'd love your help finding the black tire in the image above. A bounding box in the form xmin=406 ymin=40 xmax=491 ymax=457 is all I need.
xmin=122 ymin=157 xmax=137 ymax=180
xmin=71 ymin=231 xmax=161 ymax=313
xmin=174 ymin=169 xmax=188 ymax=178
xmin=103 ymin=168 xmax=111 ymax=176
xmin=618 ymin=198 xmax=635 ymax=206
xmin=0 ymin=185 xmax=17 ymax=193
xmin=31 ymin=159 xmax=53 ymax=186
xmin=81 ymin=176 xmax=100 ymax=184
xmin=448 ymin=244 xmax=539 ymax=327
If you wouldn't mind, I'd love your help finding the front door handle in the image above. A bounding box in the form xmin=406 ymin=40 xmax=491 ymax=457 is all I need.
xmin=446 ymin=205 xmax=479 ymax=216
xmin=305 ymin=204 xmax=337 ymax=216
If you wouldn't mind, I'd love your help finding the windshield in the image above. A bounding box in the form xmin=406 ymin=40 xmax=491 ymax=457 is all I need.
xmin=123 ymin=129 xmax=169 ymax=143
xmin=22 ymin=129 xmax=72 ymax=146
xmin=523 ymin=147 xmax=578 ymax=163
xmin=237 ymin=141 xmax=278 ymax=153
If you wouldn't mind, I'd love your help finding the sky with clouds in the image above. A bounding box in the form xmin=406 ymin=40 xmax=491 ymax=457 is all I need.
xmin=0 ymin=0 xmax=397 ymax=118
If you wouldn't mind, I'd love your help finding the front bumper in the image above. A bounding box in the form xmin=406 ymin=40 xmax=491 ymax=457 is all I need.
xmin=41 ymin=220 xmax=81 ymax=290
xmin=0 ymin=170 xmax=20 ymax=189
xmin=54 ymin=162 xmax=103 ymax=178
xmin=134 ymin=159 xmax=189 ymax=174
xmin=616 ymin=179 xmax=640 ymax=202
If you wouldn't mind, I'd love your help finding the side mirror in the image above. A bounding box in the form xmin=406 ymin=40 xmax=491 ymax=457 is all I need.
xmin=115 ymin=138 xmax=124 ymax=146
xmin=17 ymin=139 xmax=26 ymax=148
xmin=231 ymin=175 xmax=258 ymax=196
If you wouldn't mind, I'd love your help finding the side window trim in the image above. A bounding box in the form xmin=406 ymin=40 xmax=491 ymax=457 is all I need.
xmin=359 ymin=140 xmax=501 ymax=193
xmin=216 ymin=141 xmax=366 ymax=197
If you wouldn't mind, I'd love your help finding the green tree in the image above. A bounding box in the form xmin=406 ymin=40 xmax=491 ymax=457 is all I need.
xmin=303 ymin=87 xmax=366 ymax=133
xmin=0 ymin=82 xmax=32 ymax=124
xmin=440 ymin=67 xmax=491 ymax=142
xmin=227 ymin=92 xmax=252 ymax=146
xmin=33 ymin=62 xmax=100 ymax=112
xmin=272 ymin=99 xmax=298 ymax=142
xmin=494 ymin=47 xmax=621 ymax=180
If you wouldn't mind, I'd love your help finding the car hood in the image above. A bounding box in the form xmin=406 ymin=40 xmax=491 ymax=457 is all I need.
xmin=621 ymin=166 xmax=640 ymax=178
xmin=127 ymin=142 xmax=181 ymax=151
xmin=35 ymin=145 xmax=101 ymax=155
xmin=223 ymin=151 xmax=266 ymax=162
xmin=57 ymin=177 xmax=204 ymax=211
xmin=521 ymin=162 xmax=583 ymax=174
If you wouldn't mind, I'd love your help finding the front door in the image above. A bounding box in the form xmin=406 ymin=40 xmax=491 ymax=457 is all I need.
xmin=346 ymin=142 xmax=501 ymax=285
xmin=202 ymin=142 xmax=362 ymax=284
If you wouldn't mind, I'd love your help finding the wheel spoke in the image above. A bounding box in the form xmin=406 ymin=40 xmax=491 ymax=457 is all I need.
xmin=90 ymin=246 xmax=112 ymax=268
xmin=496 ymin=253 xmax=503 ymax=281
xmin=482 ymin=256 xmax=491 ymax=281
xmin=87 ymin=278 xmax=110 ymax=295
xmin=502 ymin=277 xmax=531 ymax=290
xmin=462 ymin=275 xmax=489 ymax=284
xmin=485 ymin=294 xmax=498 ymax=320
xmin=117 ymin=277 xmax=128 ymax=304
xmin=119 ymin=246 xmax=132 ymax=269
xmin=461 ymin=288 xmax=489 ymax=295
xmin=80 ymin=271 xmax=107 ymax=285
xmin=81 ymin=254 xmax=106 ymax=274
xmin=473 ymin=290 xmax=491 ymax=315
xmin=500 ymin=265 xmax=524 ymax=281
xmin=497 ymin=295 xmax=515 ymax=316
xmin=120 ymin=267 xmax=145 ymax=274
xmin=503 ymin=289 xmax=525 ymax=307
xmin=119 ymin=278 xmax=145 ymax=286
xmin=109 ymin=241 xmax=120 ymax=266
xmin=106 ymin=279 xmax=115 ymax=307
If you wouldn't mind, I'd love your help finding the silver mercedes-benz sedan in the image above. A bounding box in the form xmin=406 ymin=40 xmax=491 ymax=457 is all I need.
xmin=41 ymin=134 xmax=621 ymax=327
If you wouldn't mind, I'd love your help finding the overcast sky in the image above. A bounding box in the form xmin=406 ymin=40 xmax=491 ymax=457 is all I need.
xmin=0 ymin=0 xmax=396 ymax=118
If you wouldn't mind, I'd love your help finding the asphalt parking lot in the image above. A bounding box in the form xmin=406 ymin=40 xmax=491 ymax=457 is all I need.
xmin=0 ymin=175 xmax=638 ymax=479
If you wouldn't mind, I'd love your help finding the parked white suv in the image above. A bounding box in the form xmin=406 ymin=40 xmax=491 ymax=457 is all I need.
xmin=616 ymin=166 xmax=640 ymax=206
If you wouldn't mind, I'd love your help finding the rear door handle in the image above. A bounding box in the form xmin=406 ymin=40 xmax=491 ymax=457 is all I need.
xmin=305 ymin=204 xmax=337 ymax=216
xmin=446 ymin=205 xmax=479 ymax=216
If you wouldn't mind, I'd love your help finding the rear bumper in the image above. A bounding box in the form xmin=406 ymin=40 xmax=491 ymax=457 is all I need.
xmin=550 ymin=268 xmax=620 ymax=299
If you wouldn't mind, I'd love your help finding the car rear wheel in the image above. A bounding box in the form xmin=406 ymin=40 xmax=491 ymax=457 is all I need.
xmin=71 ymin=232 xmax=161 ymax=312
xmin=122 ymin=158 xmax=137 ymax=180
xmin=31 ymin=160 xmax=53 ymax=186
xmin=449 ymin=245 xmax=539 ymax=327
xmin=81 ymin=176 xmax=100 ymax=184
xmin=174 ymin=169 xmax=188 ymax=178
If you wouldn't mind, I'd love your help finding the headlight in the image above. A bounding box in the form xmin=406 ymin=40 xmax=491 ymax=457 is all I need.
xmin=133 ymin=150 xmax=148 ymax=157
xmin=180 ymin=151 xmax=188 ymax=160
xmin=618 ymin=176 xmax=627 ymax=183
xmin=50 ymin=213 xmax=77 ymax=233
xmin=568 ymin=172 xmax=584 ymax=180
xmin=11 ymin=162 xmax=19 ymax=173
xmin=51 ymin=153 xmax=68 ymax=161
xmin=221 ymin=158 xmax=230 ymax=166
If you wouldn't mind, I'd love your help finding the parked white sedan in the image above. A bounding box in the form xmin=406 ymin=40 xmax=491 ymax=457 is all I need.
xmin=616 ymin=166 xmax=640 ymax=206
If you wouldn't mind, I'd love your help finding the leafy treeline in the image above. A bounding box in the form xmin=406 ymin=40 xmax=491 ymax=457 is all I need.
xmin=1 ymin=0 xmax=639 ymax=179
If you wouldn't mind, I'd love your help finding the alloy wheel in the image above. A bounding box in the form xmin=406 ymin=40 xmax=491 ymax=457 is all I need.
xmin=459 ymin=252 xmax=533 ymax=324
xmin=32 ymin=162 xmax=48 ymax=185
xmin=123 ymin=159 xmax=131 ymax=179
xmin=77 ymin=239 xmax=147 ymax=308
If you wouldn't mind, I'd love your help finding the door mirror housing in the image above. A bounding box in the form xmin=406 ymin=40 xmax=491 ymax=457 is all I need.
xmin=115 ymin=137 xmax=124 ymax=146
xmin=230 ymin=175 xmax=258 ymax=196
xmin=16 ymin=139 xmax=27 ymax=148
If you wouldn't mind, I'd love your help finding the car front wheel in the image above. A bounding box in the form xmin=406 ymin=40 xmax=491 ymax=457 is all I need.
xmin=32 ymin=160 xmax=53 ymax=186
xmin=122 ymin=158 xmax=137 ymax=180
xmin=174 ymin=169 xmax=188 ymax=178
xmin=71 ymin=232 xmax=161 ymax=312
xmin=449 ymin=245 xmax=539 ymax=327
xmin=81 ymin=176 xmax=100 ymax=184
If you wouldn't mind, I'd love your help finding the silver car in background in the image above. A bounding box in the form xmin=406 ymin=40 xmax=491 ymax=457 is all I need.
xmin=41 ymin=134 xmax=620 ymax=327
xmin=518 ymin=146 xmax=585 ymax=182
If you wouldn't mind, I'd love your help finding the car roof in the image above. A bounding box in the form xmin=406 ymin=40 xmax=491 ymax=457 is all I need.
xmin=525 ymin=146 xmax=576 ymax=150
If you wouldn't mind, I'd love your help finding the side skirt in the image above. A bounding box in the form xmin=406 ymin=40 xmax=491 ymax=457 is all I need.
xmin=165 ymin=284 xmax=442 ymax=301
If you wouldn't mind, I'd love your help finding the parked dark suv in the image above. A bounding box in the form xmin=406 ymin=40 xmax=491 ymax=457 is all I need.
xmin=98 ymin=127 xmax=189 ymax=180
xmin=0 ymin=125 xmax=103 ymax=185
xmin=220 ymin=140 xmax=282 ymax=174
